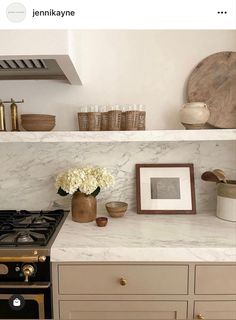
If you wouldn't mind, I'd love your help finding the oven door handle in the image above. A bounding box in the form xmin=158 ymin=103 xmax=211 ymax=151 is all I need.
xmin=0 ymin=256 xmax=46 ymax=263
xmin=0 ymin=282 xmax=50 ymax=289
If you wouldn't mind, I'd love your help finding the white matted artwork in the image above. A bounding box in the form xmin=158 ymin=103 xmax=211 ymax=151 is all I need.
xmin=136 ymin=164 xmax=196 ymax=214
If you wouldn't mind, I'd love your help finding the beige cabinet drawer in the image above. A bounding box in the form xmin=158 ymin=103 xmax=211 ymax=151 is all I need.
xmin=60 ymin=300 xmax=187 ymax=320
xmin=194 ymin=301 xmax=236 ymax=320
xmin=58 ymin=264 xmax=188 ymax=295
xmin=195 ymin=265 xmax=236 ymax=294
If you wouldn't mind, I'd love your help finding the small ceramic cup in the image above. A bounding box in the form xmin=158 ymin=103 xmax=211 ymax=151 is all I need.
xmin=96 ymin=217 xmax=108 ymax=227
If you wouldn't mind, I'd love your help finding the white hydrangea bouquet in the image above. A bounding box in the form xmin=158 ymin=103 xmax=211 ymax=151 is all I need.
xmin=56 ymin=166 xmax=114 ymax=198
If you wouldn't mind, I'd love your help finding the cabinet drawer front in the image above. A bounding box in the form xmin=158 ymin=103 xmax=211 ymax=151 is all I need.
xmin=194 ymin=301 xmax=236 ymax=320
xmin=195 ymin=265 xmax=236 ymax=294
xmin=58 ymin=264 xmax=188 ymax=295
xmin=60 ymin=301 xmax=187 ymax=320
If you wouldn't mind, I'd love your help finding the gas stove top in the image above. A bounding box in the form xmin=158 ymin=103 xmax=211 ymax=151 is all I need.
xmin=0 ymin=210 xmax=64 ymax=247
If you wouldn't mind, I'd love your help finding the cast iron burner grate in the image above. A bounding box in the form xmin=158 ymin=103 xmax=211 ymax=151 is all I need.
xmin=0 ymin=209 xmax=64 ymax=247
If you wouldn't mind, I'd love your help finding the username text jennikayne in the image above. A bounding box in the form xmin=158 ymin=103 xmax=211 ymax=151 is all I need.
xmin=32 ymin=9 xmax=75 ymax=18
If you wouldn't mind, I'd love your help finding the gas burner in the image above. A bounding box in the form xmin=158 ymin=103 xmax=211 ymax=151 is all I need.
xmin=33 ymin=214 xmax=56 ymax=224
xmin=0 ymin=229 xmax=47 ymax=245
xmin=13 ymin=215 xmax=51 ymax=228
xmin=12 ymin=212 xmax=57 ymax=229
xmin=33 ymin=216 xmax=47 ymax=224
xmin=0 ymin=223 xmax=14 ymax=231
xmin=0 ymin=209 xmax=64 ymax=247
xmin=16 ymin=231 xmax=34 ymax=243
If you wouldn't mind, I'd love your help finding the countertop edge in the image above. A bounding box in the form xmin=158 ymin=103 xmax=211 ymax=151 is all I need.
xmin=51 ymin=247 xmax=236 ymax=263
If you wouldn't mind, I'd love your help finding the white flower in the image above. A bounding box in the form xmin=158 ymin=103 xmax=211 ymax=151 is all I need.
xmin=55 ymin=166 xmax=114 ymax=196
xmin=93 ymin=167 xmax=114 ymax=188
xmin=55 ymin=168 xmax=83 ymax=194
xmin=78 ymin=174 xmax=98 ymax=195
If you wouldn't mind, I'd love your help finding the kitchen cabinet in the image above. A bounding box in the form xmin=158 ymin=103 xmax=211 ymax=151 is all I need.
xmin=194 ymin=301 xmax=236 ymax=319
xmin=59 ymin=300 xmax=187 ymax=320
xmin=58 ymin=264 xmax=188 ymax=295
xmin=52 ymin=263 xmax=236 ymax=320
xmin=195 ymin=265 xmax=236 ymax=295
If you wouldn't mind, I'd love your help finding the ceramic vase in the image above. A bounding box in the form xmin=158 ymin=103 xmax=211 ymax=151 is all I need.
xmin=180 ymin=102 xmax=210 ymax=129
xmin=72 ymin=191 xmax=97 ymax=223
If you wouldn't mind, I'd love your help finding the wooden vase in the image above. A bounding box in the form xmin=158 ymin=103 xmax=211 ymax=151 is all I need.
xmin=72 ymin=192 xmax=97 ymax=223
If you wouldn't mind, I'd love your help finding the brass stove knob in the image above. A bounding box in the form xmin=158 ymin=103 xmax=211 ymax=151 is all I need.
xmin=22 ymin=264 xmax=35 ymax=282
xmin=38 ymin=256 xmax=46 ymax=263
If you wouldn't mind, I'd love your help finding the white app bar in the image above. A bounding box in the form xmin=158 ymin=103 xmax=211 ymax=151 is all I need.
xmin=0 ymin=0 xmax=235 ymax=29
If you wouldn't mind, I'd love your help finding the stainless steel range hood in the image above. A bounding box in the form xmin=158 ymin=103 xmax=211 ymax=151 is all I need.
xmin=0 ymin=31 xmax=81 ymax=85
xmin=0 ymin=59 xmax=66 ymax=80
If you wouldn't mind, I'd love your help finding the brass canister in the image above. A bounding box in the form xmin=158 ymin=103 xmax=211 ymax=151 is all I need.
xmin=10 ymin=101 xmax=20 ymax=131
xmin=0 ymin=101 xmax=6 ymax=131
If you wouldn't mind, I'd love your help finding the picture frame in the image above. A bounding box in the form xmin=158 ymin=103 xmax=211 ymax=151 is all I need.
xmin=136 ymin=164 xmax=196 ymax=214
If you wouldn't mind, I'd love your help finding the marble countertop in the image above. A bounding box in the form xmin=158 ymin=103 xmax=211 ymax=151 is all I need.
xmin=51 ymin=211 xmax=236 ymax=262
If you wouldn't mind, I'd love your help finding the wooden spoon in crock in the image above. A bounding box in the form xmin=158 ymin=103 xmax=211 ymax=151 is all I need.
xmin=212 ymin=169 xmax=227 ymax=183
xmin=201 ymin=171 xmax=220 ymax=183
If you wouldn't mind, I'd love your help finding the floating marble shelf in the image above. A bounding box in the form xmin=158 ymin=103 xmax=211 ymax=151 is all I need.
xmin=0 ymin=129 xmax=236 ymax=143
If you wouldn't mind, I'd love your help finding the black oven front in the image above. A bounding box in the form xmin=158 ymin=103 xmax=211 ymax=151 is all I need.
xmin=0 ymin=284 xmax=51 ymax=319
xmin=0 ymin=256 xmax=51 ymax=319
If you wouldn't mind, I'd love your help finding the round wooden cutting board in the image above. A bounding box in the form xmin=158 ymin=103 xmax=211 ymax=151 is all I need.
xmin=187 ymin=51 xmax=236 ymax=128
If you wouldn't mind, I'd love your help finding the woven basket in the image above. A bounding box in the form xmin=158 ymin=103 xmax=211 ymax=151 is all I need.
xmin=78 ymin=112 xmax=88 ymax=131
xmin=88 ymin=112 xmax=102 ymax=131
xmin=108 ymin=110 xmax=122 ymax=131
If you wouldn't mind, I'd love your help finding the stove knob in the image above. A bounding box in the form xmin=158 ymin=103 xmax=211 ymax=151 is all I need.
xmin=38 ymin=256 xmax=46 ymax=263
xmin=15 ymin=266 xmax=20 ymax=272
xmin=22 ymin=265 xmax=35 ymax=282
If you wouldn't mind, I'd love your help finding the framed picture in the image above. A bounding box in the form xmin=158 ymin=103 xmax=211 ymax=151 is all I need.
xmin=136 ymin=164 xmax=196 ymax=214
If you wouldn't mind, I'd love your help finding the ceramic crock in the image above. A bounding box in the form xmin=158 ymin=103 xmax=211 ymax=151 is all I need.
xmin=180 ymin=102 xmax=210 ymax=129
xmin=216 ymin=181 xmax=236 ymax=222
xmin=72 ymin=191 xmax=97 ymax=223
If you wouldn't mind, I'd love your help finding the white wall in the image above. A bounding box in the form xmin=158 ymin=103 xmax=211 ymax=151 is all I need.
xmin=0 ymin=30 xmax=235 ymax=130
xmin=0 ymin=30 xmax=69 ymax=56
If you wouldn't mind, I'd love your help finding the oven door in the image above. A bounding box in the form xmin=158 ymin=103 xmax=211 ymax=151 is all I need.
xmin=0 ymin=282 xmax=51 ymax=319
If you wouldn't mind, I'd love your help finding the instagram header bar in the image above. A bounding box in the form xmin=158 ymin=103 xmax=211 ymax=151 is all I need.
xmin=0 ymin=0 xmax=235 ymax=29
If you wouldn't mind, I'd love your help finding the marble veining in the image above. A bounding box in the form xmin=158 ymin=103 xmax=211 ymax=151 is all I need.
xmin=51 ymin=211 xmax=236 ymax=262
xmin=0 ymin=141 xmax=235 ymax=212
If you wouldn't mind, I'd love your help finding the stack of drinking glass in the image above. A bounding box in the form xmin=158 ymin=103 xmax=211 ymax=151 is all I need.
xmin=77 ymin=104 xmax=146 ymax=131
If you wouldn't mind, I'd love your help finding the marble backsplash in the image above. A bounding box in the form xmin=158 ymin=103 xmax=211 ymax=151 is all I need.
xmin=0 ymin=141 xmax=235 ymax=212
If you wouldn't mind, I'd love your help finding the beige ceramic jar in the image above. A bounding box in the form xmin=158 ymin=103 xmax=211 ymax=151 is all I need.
xmin=180 ymin=102 xmax=210 ymax=129
xmin=216 ymin=181 xmax=236 ymax=222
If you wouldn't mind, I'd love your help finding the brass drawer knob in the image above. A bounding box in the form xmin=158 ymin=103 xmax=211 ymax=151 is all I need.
xmin=196 ymin=314 xmax=205 ymax=320
xmin=119 ymin=277 xmax=127 ymax=286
